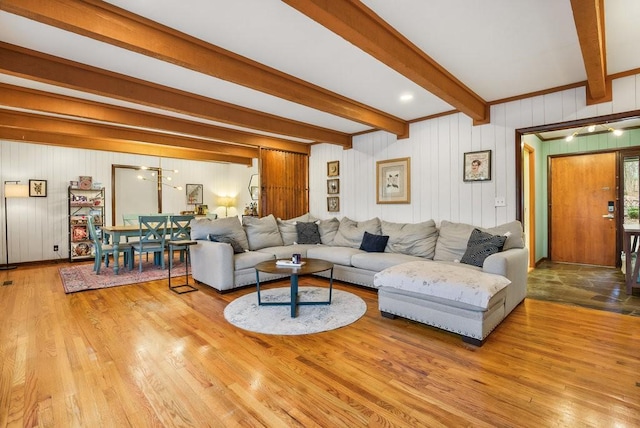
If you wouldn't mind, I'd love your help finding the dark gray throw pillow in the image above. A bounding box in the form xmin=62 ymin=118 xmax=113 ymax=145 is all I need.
xmin=296 ymin=222 xmax=321 ymax=244
xmin=460 ymin=228 xmax=507 ymax=267
xmin=208 ymin=234 xmax=244 ymax=254
xmin=359 ymin=231 xmax=389 ymax=253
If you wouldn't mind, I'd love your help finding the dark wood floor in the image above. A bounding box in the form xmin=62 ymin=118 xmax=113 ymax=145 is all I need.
xmin=0 ymin=261 xmax=639 ymax=427
xmin=528 ymin=260 xmax=640 ymax=316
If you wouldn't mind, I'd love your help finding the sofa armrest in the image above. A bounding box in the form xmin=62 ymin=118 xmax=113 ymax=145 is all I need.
xmin=190 ymin=239 xmax=235 ymax=291
xmin=483 ymin=247 xmax=529 ymax=314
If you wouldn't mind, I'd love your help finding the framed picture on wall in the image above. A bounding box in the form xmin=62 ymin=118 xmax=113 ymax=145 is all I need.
xmin=327 ymin=196 xmax=340 ymax=212
xmin=463 ymin=150 xmax=492 ymax=182
xmin=376 ymin=157 xmax=410 ymax=204
xmin=327 ymin=160 xmax=340 ymax=177
xmin=186 ymin=183 xmax=203 ymax=205
xmin=327 ymin=179 xmax=339 ymax=194
xmin=29 ymin=179 xmax=47 ymax=197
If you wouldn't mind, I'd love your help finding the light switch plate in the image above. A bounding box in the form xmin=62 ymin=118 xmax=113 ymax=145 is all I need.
xmin=495 ymin=197 xmax=506 ymax=207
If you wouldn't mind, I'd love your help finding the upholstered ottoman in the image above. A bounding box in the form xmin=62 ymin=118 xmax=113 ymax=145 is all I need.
xmin=373 ymin=261 xmax=511 ymax=346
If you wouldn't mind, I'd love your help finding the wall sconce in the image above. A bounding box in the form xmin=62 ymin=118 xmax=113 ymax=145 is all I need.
xmin=2 ymin=181 xmax=29 ymax=270
xmin=217 ymin=196 xmax=236 ymax=217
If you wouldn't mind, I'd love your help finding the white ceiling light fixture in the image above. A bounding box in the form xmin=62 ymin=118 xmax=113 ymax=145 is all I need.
xmin=399 ymin=93 xmax=414 ymax=102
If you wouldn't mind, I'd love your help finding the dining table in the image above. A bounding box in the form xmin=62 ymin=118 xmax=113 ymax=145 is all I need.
xmin=101 ymin=225 xmax=145 ymax=275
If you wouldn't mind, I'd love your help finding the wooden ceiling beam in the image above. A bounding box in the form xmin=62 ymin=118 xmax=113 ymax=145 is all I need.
xmin=0 ymin=42 xmax=351 ymax=148
xmin=0 ymin=128 xmax=252 ymax=164
xmin=0 ymin=83 xmax=310 ymax=155
xmin=283 ymin=0 xmax=489 ymax=125
xmin=570 ymin=0 xmax=611 ymax=103
xmin=0 ymin=0 xmax=407 ymax=138
xmin=0 ymin=110 xmax=259 ymax=162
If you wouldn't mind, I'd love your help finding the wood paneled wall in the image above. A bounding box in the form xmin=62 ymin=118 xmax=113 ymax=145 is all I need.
xmin=260 ymin=148 xmax=309 ymax=220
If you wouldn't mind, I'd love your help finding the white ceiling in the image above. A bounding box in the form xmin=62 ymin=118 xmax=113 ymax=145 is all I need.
xmin=1 ymin=0 xmax=639 ymax=147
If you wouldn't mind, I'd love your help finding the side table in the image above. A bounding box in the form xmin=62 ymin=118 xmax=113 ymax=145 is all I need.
xmin=168 ymin=240 xmax=198 ymax=294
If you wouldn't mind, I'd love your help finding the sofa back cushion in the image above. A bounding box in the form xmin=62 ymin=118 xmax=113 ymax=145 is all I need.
xmin=277 ymin=219 xmax=298 ymax=245
xmin=318 ymin=217 xmax=339 ymax=245
xmin=191 ymin=216 xmax=249 ymax=250
xmin=243 ymin=214 xmax=284 ymax=250
xmin=434 ymin=220 xmax=524 ymax=262
xmin=332 ymin=217 xmax=381 ymax=248
xmin=381 ymin=219 xmax=438 ymax=259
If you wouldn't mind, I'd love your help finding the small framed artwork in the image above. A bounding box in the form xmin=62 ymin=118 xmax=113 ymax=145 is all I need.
xmin=376 ymin=157 xmax=410 ymax=204
xmin=186 ymin=183 xmax=203 ymax=205
xmin=463 ymin=150 xmax=492 ymax=182
xmin=327 ymin=196 xmax=340 ymax=212
xmin=29 ymin=179 xmax=47 ymax=197
xmin=327 ymin=179 xmax=340 ymax=194
xmin=327 ymin=160 xmax=340 ymax=177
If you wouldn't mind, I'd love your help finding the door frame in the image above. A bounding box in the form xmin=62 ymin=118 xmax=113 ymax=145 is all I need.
xmin=515 ymin=110 xmax=640 ymax=266
xmin=523 ymin=143 xmax=535 ymax=268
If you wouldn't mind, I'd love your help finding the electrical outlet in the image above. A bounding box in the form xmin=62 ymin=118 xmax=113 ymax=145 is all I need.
xmin=53 ymin=245 xmax=59 ymax=252
xmin=494 ymin=197 xmax=506 ymax=207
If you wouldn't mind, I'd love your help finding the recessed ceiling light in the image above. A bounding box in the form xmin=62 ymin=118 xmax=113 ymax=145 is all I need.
xmin=399 ymin=93 xmax=414 ymax=102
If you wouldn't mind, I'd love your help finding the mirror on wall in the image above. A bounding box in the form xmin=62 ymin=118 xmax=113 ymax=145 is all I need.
xmin=111 ymin=164 xmax=162 ymax=225
xmin=248 ymin=174 xmax=259 ymax=200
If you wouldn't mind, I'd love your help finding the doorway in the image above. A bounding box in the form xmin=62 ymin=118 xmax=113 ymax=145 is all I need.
xmin=549 ymin=152 xmax=617 ymax=266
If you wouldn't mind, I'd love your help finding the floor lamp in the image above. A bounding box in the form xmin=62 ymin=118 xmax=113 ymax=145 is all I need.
xmin=1 ymin=181 xmax=29 ymax=270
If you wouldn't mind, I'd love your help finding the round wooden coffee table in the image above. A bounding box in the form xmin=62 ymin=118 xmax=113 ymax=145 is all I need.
xmin=254 ymin=258 xmax=334 ymax=318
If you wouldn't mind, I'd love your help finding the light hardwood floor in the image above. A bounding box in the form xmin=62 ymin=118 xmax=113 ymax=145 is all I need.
xmin=1 ymin=262 xmax=639 ymax=427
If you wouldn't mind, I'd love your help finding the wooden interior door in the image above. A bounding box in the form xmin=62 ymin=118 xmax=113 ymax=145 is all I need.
xmin=550 ymin=152 xmax=617 ymax=266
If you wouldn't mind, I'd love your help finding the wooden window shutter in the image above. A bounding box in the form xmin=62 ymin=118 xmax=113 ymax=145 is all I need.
xmin=260 ymin=149 xmax=309 ymax=219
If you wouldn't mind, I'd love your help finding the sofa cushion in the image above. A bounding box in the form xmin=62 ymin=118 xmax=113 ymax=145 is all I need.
xmin=208 ymin=234 xmax=245 ymax=254
xmin=359 ymin=231 xmax=389 ymax=252
xmin=243 ymin=214 xmax=284 ymax=250
xmin=306 ymin=246 xmax=364 ymax=266
xmin=191 ymin=216 xmax=249 ymax=250
xmin=277 ymin=219 xmax=298 ymax=245
xmin=351 ymin=252 xmax=425 ymax=272
xmin=373 ymin=261 xmax=511 ymax=309
xmin=434 ymin=220 xmax=524 ymax=262
xmin=381 ymin=219 xmax=438 ymax=258
xmin=234 ymin=250 xmax=275 ymax=271
xmin=296 ymin=221 xmax=321 ymax=244
xmin=318 ymin=217 xmax=339 ymax=245
xmin=460 ymin=229 xmax=507 ymax=267
xmin=257 ymin=244 xmax=319 ymax=260
xmin=332 ymin=217 xmax=381 ymax=248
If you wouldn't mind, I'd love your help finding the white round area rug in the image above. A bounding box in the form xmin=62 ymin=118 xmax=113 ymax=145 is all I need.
xmin=224 ymin=286 xmax=367 ymax=335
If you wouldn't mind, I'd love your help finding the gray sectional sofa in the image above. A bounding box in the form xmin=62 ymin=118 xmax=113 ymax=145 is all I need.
xmin=189 ymin=213 xmax=528 ymax=345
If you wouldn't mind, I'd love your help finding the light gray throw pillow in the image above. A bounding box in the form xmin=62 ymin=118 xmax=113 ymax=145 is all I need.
xmin=318 ymin=217 xmax=339 ymax=245
xmin=381 ymin=219 xmax=438 ymax=259
xmin=243 ymin=214 xmax=284 ymax=250
xmin=332 ymin=217 xmax=381 ymax=248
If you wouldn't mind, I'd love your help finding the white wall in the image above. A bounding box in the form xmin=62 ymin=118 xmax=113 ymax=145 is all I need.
xmin=310 ymin=74 xmax=640 ymax=229
xmin=0 ymin=143 xmax=257 ymax=263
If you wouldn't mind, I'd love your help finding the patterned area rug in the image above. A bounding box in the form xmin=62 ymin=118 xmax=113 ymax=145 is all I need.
xmin=59 ymin=260 xmax=188 ymax=293
xmin=224 ymin=286 xmax=367 ymax=335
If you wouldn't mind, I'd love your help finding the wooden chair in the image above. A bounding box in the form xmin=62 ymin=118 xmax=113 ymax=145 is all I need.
xmin=87 ymin=216 xmax=133 ymax=274
xmin=130 ymin=215 xmax=168 ymax=272
xmin=168 ymin=214 xmax=195 ymax=269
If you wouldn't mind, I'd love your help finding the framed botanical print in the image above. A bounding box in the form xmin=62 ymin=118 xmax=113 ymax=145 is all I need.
xmin=463 ymin=150 xmax=492 ymax=182
xmin=327 ymin=160 xmax=340 ymax=177
xmin=376 ymin=157 xmax=410 ymax=204
xmin=327 ymin=196 xmax=340 ymax=212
